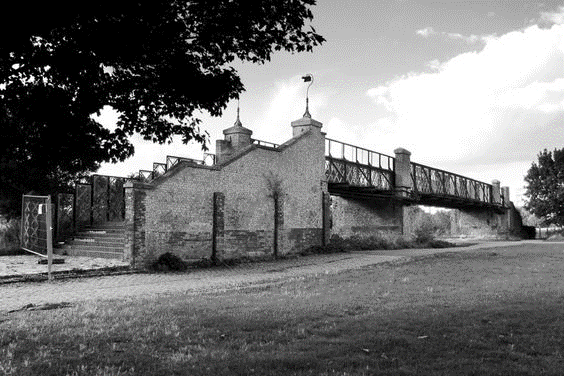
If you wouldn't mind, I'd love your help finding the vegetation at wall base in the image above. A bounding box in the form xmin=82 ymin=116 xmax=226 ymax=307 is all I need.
xmin=316 ymin=225 xmax=455 ymax=254
xmin=151 ymin=252 xmax=188 ymax=272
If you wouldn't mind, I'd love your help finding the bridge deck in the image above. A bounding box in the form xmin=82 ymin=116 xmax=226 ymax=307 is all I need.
xmin=325 ymin=138 xmax=503 ymax=211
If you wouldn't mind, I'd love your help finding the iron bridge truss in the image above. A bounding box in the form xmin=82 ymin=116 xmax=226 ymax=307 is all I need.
xmin=410 ymin=162 xmax=500 ymax=209
xmin=325 ymin=138 xmax=395 ymax=199
xmin=324 ymin=138 xmax=502 ymax=210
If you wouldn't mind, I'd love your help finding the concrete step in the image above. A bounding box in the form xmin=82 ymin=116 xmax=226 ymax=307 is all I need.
xmin=63 ymin=248 xmax=124 ymax=259
xmin=73 ymin=233 xmax=125 ymax=241
xmin=58 ymin=244 xmax=123 ymax=253
xmin=89 ymin=221 xmax=125 ymax=228
xmin=69 ymin=238 xmax=124 ymax=248
xmin=55 ymin=221 xmax=125 ymax=260
xmin=79 ymin=228 xmax=125 ymax=234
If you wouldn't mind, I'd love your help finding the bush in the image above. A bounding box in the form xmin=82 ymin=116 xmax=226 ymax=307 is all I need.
xmin=413 ymin=216 xmax=436 ymax=244
xmin=0 ymin=218 xmax=20 ymax=252
xmin=521 ymin=225 xmax=536 ymax=240
xmin=318 ymin=231 xmax=456 ymax=253
xmin=151 ymin=252 xmax=188 ymax=272
xmin=300 ymin=239 xmax=348 ymax=256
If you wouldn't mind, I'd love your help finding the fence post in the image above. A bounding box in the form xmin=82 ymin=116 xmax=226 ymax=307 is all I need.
xmin=46 ymin=196 xmax=53 ymax=281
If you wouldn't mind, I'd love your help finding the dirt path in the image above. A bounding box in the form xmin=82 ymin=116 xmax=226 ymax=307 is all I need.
xmin=0 ymin=241 xmax=548 ymax=313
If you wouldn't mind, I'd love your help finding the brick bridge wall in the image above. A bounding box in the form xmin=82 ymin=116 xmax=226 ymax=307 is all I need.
xmin=124 ymin=122 xmax=327 ymax=268
xmin=123 ymin=116 xmax=520 ymax=268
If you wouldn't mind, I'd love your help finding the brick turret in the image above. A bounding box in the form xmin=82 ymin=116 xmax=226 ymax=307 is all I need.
xmin=216 ymin=106 xmax=253 ymax=164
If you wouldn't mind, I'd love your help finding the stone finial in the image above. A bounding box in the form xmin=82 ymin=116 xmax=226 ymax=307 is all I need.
xmin=216 ymin=102 xmax=254 ymax=163
xmin=394 ymin=147 xmax=411 ymax=156
xmin=233 ymin=103 xmax=242 ymax=127
xmin=222 ymin=103 xmax=253 ymax=149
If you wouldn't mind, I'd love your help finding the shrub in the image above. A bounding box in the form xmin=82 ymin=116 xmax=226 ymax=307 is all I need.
xmin=320 ymin=231 xmax=455 ymax=253
xmin=521 ymin=225 xmax=536 ymax=240
xmin=151 ymin=252 xmax=188 ymax=272
xmin=0 ymin=218 xmax=21 ymax=252
xmin=413 ymin=216 xmax=436 ymax=244
xmin=300 ymin=237 xmax=348 ymax=255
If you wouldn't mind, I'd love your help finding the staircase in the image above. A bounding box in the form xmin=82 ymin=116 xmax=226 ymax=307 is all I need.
xmin=55 ymin=222 xmax=125 ymax=259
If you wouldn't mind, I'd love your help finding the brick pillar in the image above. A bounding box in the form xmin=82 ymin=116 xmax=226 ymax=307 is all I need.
xmin=491 ymin=180 xmax=501 ymax=204
xmin=212 ymin=192 xmax=225 ymax=262
xmin=501 ymin=186 xmax=510 ymax=207
xmin=394 ymin=148 xmax=413 ymax=198
xmin=322 ymin=192 xmax=331 ymax=246
xmin=501 ymin=186 xmax=512 ymax=232
xmin=124 ymin=181 xmax=151 ymax=267
xmin=275 ymin=197 xmax=284 ymax=257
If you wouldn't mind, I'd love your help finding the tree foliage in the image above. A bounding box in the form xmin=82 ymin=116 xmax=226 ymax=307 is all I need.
xmin=0 ymin=0 xmax=324 ymax=217
xmin=524 ymin=148 xmax=564 ymax=226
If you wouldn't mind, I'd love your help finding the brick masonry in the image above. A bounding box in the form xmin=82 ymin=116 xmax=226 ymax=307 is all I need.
xmin=123 ymin=116 xmax=522 ymax=268
xmin=330 ymin=195 xmax=402 ymax=238
xmin=125 ymin=118 xmax=327 ymax=268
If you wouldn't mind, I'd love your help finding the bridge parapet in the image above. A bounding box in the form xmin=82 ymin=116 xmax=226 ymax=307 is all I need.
xmin=324 ymin=139 xmax=503 ymax=210
xmin=409 ymin=162 xmax=495 ymax=208
xmin=325 ymin=138 xmax=395 ymax=195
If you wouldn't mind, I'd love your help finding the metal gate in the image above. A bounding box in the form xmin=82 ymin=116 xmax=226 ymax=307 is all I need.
xmin=21 ymin=195 xmax=52 ymax=256
xmin=21 ymin=175 xmax=130 ymax=250
xmin=75 ymin=175 xmax=129 ymax=227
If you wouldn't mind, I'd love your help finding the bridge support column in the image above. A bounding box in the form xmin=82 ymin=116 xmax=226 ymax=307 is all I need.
xmin=492 ymin=180 xmax=501 ymax=204
xmin=394 ymin=148 xmax=413 ymax=198
xmin=497 ymin=186 xmax=524 ymax=237
xmin=394 ymin=148 xmax=414 ymax=235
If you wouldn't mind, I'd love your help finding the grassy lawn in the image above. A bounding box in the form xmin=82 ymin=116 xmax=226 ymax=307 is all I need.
xmin=2 ymin=243 xmax=564 ymax=375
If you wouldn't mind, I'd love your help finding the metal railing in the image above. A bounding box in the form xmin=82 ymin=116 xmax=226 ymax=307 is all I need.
xmin=325 ymin=138 xmax=395 ymax=190
xmin=136 ymin=154 xmax=217 ymax=182
xmin=410 ymin=162 xmax=493 ymax=204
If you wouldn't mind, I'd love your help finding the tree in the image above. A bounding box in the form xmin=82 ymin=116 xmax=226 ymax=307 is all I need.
xmin=0 ymin=0 xmax=324 ymax=218
xmin=524 ymin=148 xmax=564 ymax=226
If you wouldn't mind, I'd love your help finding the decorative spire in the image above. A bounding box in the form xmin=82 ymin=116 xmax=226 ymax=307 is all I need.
xmin=234 ymin=98 xmax=242 ymax=127
xmin=302 ymin=74 xmax=314 ymax=118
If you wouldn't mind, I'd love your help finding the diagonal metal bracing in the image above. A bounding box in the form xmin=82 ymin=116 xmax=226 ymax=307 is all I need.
xmin=325 ymin=138 xmax=498 ymax=209
xmin=410 ymin=162 xmax=493 ymax=206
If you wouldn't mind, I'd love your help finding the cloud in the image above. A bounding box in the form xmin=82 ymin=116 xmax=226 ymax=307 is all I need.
xmin=416 ymin=26 xmax=435 ymax=38
xmin=367 ymin=23 xmax=564 ymax=197
xmin=540 ymin=6 xmax=564 ymax=25
xmin=415 ymin=26 xmax=488 ymax=44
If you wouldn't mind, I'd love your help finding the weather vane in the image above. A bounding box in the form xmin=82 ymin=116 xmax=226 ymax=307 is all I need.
xmin=302 ymin=74 xmax=314 ymax=118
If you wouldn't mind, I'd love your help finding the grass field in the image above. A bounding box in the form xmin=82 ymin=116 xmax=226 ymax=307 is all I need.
xmin=2 ymin=243 xmax=564 ymax=375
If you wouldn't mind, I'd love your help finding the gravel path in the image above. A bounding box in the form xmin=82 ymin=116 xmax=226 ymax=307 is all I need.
xmin=0 ymin=241 xmax=542 ymax=313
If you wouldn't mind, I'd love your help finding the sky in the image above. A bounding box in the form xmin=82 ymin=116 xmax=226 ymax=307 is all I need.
xmin=97 ymin=0 xmax=564 ymax=207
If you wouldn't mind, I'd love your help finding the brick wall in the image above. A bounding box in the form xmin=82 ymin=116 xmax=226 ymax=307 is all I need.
xmin=450 ymin=208 xmax=499 ymax=238
xmin=330 ymin=195 xmax=402 ymax=238
xmin=126 ymin=123 xmax=327 ymax=268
